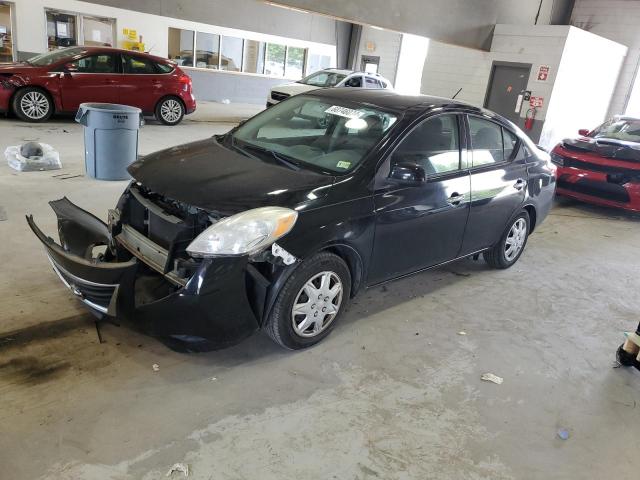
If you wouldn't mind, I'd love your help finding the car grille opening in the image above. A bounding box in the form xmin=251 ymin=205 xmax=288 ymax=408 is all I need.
xmin=557 ymin=178 xmax=630 ymax=203
xmin=271 ymin=91 xmax=290 ymax=102
xmin=562 ymin=157 xmax=640 ymax=177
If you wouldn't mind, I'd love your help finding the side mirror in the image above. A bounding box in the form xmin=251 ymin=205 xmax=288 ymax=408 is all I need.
xmin=63 ymin=62 xmax=78 ymax=73
xmin=390 ymin=162 xmax=426 ymax=183
xmin=578 ymin=128 xmax=590 ymax=136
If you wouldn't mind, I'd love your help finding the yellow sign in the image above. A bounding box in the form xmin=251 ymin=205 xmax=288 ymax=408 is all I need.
xmin=122 ymin=28 xmax=138 ymax=41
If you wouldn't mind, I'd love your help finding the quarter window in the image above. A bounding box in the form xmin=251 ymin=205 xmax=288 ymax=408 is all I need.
xmin=69 ymin=54 xmax=116 ymax=73
xmin=122 ymin=54 xmax=157 ymax=74
xmin=392 ymin=114 xmax=461 ymax=175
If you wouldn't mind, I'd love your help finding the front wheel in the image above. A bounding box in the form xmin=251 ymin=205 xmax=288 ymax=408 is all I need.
xmin=484 ymin=211 xmax=530 ymax=269
xmin=265 ymin=252 xmax=351 ymax=349
xmin=155 ymin=97 xmax=185 ymax=125
xmin=13 ymin=87 xmax=53 ymax=122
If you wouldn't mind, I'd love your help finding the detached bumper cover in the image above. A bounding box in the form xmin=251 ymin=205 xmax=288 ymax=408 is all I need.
xmin=27 ymin=198 xmax=259 ymax=347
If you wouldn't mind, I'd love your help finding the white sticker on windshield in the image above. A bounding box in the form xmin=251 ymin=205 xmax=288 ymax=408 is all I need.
xmin=325 ymin=105 xmax=363 ymax=119
xmin=336 ymin=161 xmax=351 ymax=169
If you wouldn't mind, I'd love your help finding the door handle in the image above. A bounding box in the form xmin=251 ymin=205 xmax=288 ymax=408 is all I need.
xmin=513 ymin=179 xmax=526 ymax=191
xmin=447 ymin=193 xmax=465 ymax=205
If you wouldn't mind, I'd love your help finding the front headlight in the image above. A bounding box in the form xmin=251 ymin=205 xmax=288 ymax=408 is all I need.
xmin=186 ymin=207 xmax=298 ymax=257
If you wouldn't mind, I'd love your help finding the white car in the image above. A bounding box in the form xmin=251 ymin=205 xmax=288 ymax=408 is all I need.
xmin=267 ymin=68 xmax=393 ymax=107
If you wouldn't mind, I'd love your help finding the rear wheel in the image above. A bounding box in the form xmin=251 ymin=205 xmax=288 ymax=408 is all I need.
xmin=484 ymin=211 xmax=530 ymax=269
xmin=155 ymin=97 xmax=184 ymax=125
xmin=265 ymin=252 xmax=351 ymax=349
xmin=13 ymin=87 xmax=53 ymax=122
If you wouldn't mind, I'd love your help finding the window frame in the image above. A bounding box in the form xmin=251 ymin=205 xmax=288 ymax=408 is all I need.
xmin=44 ymin=8 xmax=116 ymax=52
xmin=376 ymin=111 xmax=467 ymax=187
xmin=465 ymin=114 xmax=521 ymax=170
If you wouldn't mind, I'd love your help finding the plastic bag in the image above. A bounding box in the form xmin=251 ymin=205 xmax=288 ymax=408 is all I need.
xmin=5 ymin=143 xmax=62 ymax=171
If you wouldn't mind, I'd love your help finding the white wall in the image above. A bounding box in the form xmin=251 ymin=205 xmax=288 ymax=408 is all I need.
xmin=394 ymin=34 xmax=429 ymax=95
xmin=571 ymin=0 xmax=640 ymax=116
xmin=421 ymin=25 xmax=570 ymax=122
xmin=540 ymin=26 xmax=627 ymax=148
xmin=355 ymin=26 xmax=402 ymax=84
xmin=10 ymin=0 xmax=336 ymax=75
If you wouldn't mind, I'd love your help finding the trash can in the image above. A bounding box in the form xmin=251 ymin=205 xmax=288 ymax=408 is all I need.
xmin=75 ymin=103 xmax=142 ymax=180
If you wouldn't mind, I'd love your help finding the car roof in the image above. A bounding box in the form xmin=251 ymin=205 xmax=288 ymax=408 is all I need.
xmin=305 ymin=88 xmax=479 ymax=113
xmin=56 ymin=46 xmax=172 ymax=64
xmin=322 ymin=68 xmax=354 ymax=75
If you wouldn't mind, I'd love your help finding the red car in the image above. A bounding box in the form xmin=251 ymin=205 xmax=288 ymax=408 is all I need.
xmin=0 ymin=46 xmax=196 ymax=125
xmin=551 ymin=117 xmax=640 ymax=212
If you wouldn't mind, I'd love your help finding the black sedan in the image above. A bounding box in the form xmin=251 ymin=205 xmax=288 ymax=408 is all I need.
xmin=28 ymin=89 xmax=556 ymax=350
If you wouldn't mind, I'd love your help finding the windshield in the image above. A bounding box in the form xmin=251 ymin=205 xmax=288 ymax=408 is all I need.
xmin=27 ymin=47 xmax=86 ymax=66
xmin=591 ymin=118 xmax=640 ymax=143
xmin=231 ymin=95 xmax=398 ymax=174
xmin=299 ymin=71 xmax=347 ymax=87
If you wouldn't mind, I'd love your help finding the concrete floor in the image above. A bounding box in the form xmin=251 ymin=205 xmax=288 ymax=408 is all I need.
xmin=1 ymin=107 xmax=639 ymax=479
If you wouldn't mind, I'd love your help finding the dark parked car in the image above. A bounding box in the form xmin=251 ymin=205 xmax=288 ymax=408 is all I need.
xmin=0 ymin=46 xmax=196 ymax=125
xmin=552 ymin=116 xmax=640 ymax=212
xmin=28 ymin=89 xmax=555 ymax=350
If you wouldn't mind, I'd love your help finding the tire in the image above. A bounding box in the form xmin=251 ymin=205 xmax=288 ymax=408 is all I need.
xmin=12 ymin=87 xmax=53 ymax=122
xmin=265 ymin=252 xmax=351 ymax=350
xmin=155 ymin=96 xmax=185 ymax=125
xmin=483 ymin=211 xmax=530 ymax=269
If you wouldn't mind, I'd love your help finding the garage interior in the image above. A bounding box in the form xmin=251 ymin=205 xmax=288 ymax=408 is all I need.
xmin=1 ymin=0 xmax=639 ymax=478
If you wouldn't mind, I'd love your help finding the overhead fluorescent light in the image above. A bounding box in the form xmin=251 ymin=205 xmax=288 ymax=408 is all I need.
xmin=263 ymin=1 xmax=309 ymax=14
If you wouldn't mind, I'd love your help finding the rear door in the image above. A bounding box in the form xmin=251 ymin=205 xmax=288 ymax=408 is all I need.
xmin=459 ymin=115 xmax=528 ymax=255
xmin=369 ymin=113 xmax=471 ymax=283
xmin=57 ymin=53 xmax=120 ymax=112
xmin=119 ymin=53 xmax=167 ymax=113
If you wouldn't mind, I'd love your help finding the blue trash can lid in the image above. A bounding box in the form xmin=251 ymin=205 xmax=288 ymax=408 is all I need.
xmin=78 ymin=103 xmax=142 ymax=114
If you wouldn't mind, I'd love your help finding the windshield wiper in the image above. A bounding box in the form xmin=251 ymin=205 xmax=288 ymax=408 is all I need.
xmin=237 ymin=142 xmax=301 ymax=171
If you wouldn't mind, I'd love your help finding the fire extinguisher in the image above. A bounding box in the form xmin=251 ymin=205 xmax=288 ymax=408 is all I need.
xmin=525 ymin=107 xmax=537 ymax=130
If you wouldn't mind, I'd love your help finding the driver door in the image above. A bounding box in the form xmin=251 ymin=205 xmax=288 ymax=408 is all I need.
xmin=57 ymin=53 xmax=120 ymax=112
xmin=369 ymin=113 xmax=471 ymax=284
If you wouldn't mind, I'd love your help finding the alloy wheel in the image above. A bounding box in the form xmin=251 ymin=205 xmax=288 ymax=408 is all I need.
xmin=504 ymin=218 xmax=527 ymax=261
xmin=291 ymin=271 xmax=343 ymax=337
xmin=160 ymin=99 xmax=182 ymax=123
xmin=20 ymin=91 xmax=50 ymax=120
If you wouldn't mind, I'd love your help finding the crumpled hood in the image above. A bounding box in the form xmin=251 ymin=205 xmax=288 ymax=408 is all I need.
xmin=127 ymin=137 xmax=335 ymax=215
xmin=563 ymin=136 xmax=640 ymax=162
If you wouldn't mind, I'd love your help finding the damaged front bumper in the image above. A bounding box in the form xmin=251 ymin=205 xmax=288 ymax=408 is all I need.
xmin=27 ymin=196 xmax=262 ymax=348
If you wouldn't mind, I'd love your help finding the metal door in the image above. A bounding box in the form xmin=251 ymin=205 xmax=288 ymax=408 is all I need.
xmin=484 ymin=62 xmax=531 ymax=124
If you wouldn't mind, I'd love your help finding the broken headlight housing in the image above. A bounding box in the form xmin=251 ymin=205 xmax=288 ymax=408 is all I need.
xmin=186 ymin=207 xmax=298 ymax=257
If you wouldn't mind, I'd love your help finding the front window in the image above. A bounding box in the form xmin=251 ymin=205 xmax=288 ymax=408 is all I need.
xmin=231 ymin=95 xmax=398 ymax=174
xmin=69 ymin=54 xmax=116 ymax=73
xmin=27 ymin=47 xmax=86 ymax=66
xmin=591 ymin=118 xmax=640 ymax=143
xmin=299 ymin=70 xmax=347 ymax=87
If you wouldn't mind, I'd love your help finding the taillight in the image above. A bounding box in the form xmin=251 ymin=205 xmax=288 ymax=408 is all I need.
xmin=179 ymin=74 xmax=192 ymax=92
